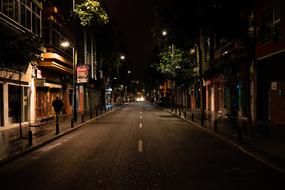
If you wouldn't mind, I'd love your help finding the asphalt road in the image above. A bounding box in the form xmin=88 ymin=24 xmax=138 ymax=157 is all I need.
xmin=0 ymin=102 xmax=284 ymax=190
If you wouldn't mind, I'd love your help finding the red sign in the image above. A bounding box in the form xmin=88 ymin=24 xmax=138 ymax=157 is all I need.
xmin=77 ymin=65 xmax=89 ymax=83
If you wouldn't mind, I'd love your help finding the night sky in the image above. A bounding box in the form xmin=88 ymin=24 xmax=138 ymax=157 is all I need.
xmin=103 ymin=0 xmax=156 ymax=80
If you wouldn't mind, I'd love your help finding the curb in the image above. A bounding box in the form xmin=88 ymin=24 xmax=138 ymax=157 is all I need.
xmin=0 ymin=107 xmax=118 ymax=167
xmin=163 ymin=108 xmax=285 ymax=175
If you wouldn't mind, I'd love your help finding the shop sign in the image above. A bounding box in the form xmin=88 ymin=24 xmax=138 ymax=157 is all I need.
xmin=271 ymin=82 xmax=277 ymax=90
xmin=77 ymin=65 xmax=89 ymax=83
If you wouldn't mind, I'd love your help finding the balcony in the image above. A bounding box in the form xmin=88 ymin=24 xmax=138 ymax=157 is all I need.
xmin=205 ymin=39 xmax=248 ymax=79
xmin=214 ymin=39 xmax=247 ymax=64
xmin=40 ymin=50 xmax=73 ymax=74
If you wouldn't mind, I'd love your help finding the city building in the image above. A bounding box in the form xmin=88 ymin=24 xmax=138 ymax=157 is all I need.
xmin=255 ymin=0 xmax=285 ymax=125
xmin=36 ymin=4 xmax=74 ymax=121
xmin=205 ymin=38 xmax=249 ymax=119
xmin=0 ymin=0 xmax=43 ymax=128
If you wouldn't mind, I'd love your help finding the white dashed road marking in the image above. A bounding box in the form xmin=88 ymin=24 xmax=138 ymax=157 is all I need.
xmin=138 ymin=140 xmax=143 ymax=152
xmin=139 ymin=123 xmax=142 ymax=128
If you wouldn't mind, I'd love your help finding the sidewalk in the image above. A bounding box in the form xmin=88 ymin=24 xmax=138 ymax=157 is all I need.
xmin=0 ymin=105 xmax=117 ymax=166
xmin=165 ymin=107 xmax=285 ymax=174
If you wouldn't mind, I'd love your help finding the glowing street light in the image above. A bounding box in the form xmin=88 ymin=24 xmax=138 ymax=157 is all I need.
xmin=120 ymin=55 xmax=125 ymax=60
xmin=60 ymin=41 xmax=70 ymax=48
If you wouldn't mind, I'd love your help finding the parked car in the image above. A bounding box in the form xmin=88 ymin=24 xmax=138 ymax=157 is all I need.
xmin=158 ymin=97 xmax=171 ymax=108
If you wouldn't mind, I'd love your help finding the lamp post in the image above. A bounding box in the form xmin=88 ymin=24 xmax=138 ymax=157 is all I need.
xmin=117 ymin=55 xmax=125 ymax=78
xmin=162 ymin=30 xmax=175 ymax=105
xmin=61 ymin=41 xmax=78 ymax=122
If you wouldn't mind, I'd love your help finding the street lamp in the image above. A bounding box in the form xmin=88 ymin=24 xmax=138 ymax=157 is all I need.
xmin=120 ymin=55 xmax=125 ymax=60
xmin=60 ymin=41 xmax=78 ymax=122
xmin=161 ymin=30 xmax=175 ymax=98
xmin=116 ymin=55 xmax=126 ymax=78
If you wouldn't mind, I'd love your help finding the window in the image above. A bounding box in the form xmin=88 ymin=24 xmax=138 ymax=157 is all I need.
xmin=32 ymin=12 xmax=36 ymax=33
xmin=2 ymin=0 xmax=13 ymax=18
xmin=263 ymin=5 xmax=273 ymax=32
xmin=36 ymin=17 xmax=40 ymax=35
xmin=14 ymin=0 xmax=19 ymax=22
xmin=0 ymin=0 xmax=42 ymax=35
xmin=262 ymin=0 xmax=281 ymax=39
xmin=8 ymin=85 xmax=21 ymax=123
xmin=26 ymin=8 xmax=31 ymax=30
xmin=20 ymin=2 xmax=26 ymax=26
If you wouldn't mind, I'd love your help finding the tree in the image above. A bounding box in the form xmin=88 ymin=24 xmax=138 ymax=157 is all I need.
xmin=73 ymin=0 xmax=109 ymax=26
xmin=156 ymin=47 xmax=198 ymax=83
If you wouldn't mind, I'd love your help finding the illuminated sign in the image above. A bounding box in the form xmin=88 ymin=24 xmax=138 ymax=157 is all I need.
xmin=77 ymin=65 xmax=89 ymax=83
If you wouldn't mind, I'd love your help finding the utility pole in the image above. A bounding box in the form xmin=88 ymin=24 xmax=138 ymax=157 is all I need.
xmin=197 ymin=29 xmax=205 ymax=126
xmin=72 ymin=0 xmax=78 ymax=122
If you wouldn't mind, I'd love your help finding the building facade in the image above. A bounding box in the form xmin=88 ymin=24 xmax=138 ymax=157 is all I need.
xmin=255 ymin=0 xmax=285 ymax=124
xmin=0 ymin=0 xmax=106 ymax=128
xmin=0 ymin=0 xmax=43 ymax=127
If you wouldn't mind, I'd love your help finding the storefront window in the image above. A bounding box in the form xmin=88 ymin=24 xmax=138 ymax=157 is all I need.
xmin=8 ymin=85 xmax=29 ymax=123
xmin=8 ymin=85 xmax=21 ymax=123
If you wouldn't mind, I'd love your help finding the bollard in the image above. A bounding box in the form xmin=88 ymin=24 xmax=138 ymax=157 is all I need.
xmin=71 ymin=118 xmax=74 ymax=128
xmin=82 ymin=114 xmax=84 ymax=123
xmin=96 ymin=110 xmax=98 ymax=117
xmin=179 ymin=109 xmax=181 ymax=116
xmin=214 ymin=119 xmax=218 ymax=132
xmin=238 ymin=127 xmax=242 ymax=143
xmin=90 ymin=112 xmax=93 ymax=119
xmin=28 ymin=130 xmax=33 ymax=146
xmin=55 ymin=114 xmax=59 ymax=135
xmin=191 ymin=113 xmax=194 ymax=121
xmin=184 ymin=112 xmax=186 ymax=118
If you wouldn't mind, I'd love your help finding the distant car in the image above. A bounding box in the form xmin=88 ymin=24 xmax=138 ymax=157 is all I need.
xmin=128 ymin=97 xmax=135 ymax=102
xmin=135 ymin=96 xmax=145 ymax=102
xmin=158 ymin=97 xmax=171 ymax=108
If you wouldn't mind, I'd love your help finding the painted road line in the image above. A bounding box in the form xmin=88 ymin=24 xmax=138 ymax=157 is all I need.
xmin=140 ymin=115 xmax=142 ymax=119
xmin=139 ymin=123 xmax=142 ymax=128
xmin=138 ymin=140 xmax=143 ymax=152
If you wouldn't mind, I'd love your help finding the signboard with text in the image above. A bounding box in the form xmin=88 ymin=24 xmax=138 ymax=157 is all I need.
xmin=77 ymin=65 xmax=89 ymax=83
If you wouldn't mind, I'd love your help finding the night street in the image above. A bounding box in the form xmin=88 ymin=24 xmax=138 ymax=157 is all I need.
xmin=0 ymin=102 xmax=284 ymax=190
